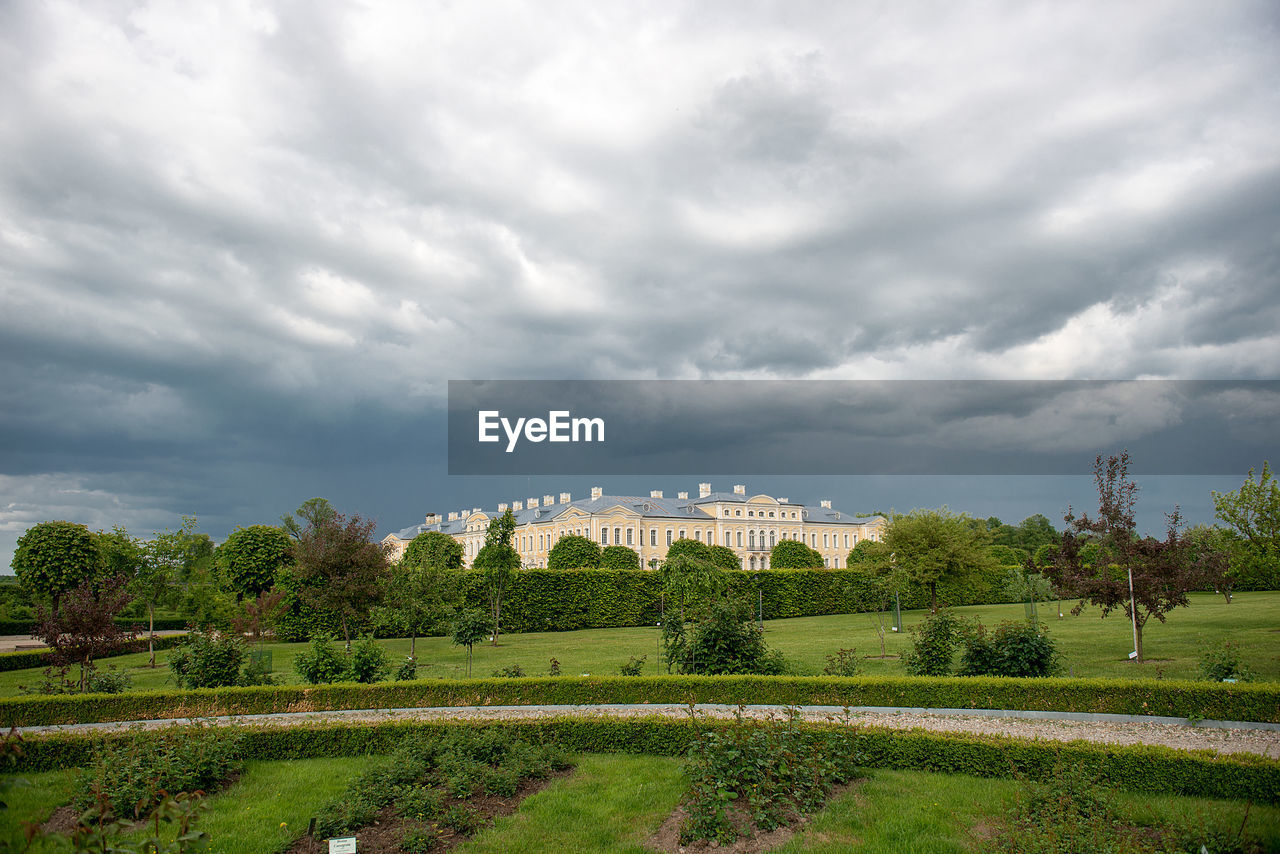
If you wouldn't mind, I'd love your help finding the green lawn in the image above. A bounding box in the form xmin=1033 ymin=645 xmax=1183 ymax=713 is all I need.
xmin=2 ymin=591 xmax=1276 ymax=697
xmin=7 ymin=759 xmax=1276 ymax=853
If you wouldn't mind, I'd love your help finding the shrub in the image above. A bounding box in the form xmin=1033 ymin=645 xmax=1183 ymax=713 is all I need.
xmin=681 ymin=709 xmax=861 ymax=843
xmin=685 ymin=598 xmax=785 ymax=676
xmin=548 ymin=657 xmax=561 ymax=677
xmin=958 ymin=621 xmax=1060 ymax=678
xmin=396 ymin=658 xmax=418 ymax=681
xmin=492 ymin=664 xmax=526 ymax=678
xmin=84 ymin=666 xmax=131 ymax=695
xmin=903 ymin=608 xmax=964 ymax=676
xmin=348 ymin=635 xmax=390 ymax=684
xmin=169 ymin=630 xmax=247 ymax=689
xmin=599 ymin=545 xmax=640 ymax=571
xmin=822 ymin=648 xmax=861 ymax=677
xmin=294 ymin=633 xmax=350 ymax=684
xmin=76 ymin=724 xmax=242 ymax=819
xmin=619 ymin=655 xmax=646 ymax=676
xmin=1200 ymin=642 xmax=1255 ymax=683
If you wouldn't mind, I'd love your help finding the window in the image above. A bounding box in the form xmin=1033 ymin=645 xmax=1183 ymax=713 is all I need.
xmin=651 ymin=529 xmax=657 ymax=546
xmin=749 ymin=530 xmax=756 ymax=549
xmin=768 ymin=511 xmax=775 ymax=518
xmin=724 ymin=508 xmax=730 ymax=516
xmin=724 ymin=531 xmax=731 ymax=547
xmin=627 ymin=528 xmax=634 ymax=546
xmin=811 ymin=533 xmax=817 ymax=547
xmin=736 ymin=531 xmax=743 ymax=547
xmin=769 ymin=530 xmax=776 ymax=547
xmin=823 ymin=533 xmax=829 ymax=548
xmin=834 ymin=556 xmax=840 ymax=568
xmin=824 ymin=557 xmax=830 ymax=567
xmin=844 ymin=533 xmax=849 ymax=548
xmin=600 ymin=528 xmax=608 ymax=545
xmin=735 ymin=509 xmax=742 ymax=516
xmin=666 ymin=529 xmax=673 ymax=546
xmin=614 ymin=527 xmax=621 ymax=546
xmin=694 ymin=530 xmax=701 ymax=542
xmin=748 ymin=510 xmax=754 ymax=517
xmin=791 ymin=512 xmax=797 ymax=519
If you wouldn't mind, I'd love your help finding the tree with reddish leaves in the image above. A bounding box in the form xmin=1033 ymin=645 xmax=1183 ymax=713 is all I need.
xmin=31 ymin=574 xmax=137 ymax=692
xmin=292 ymin=511 xmax=389 ymax=646
xmin=1045 ymin=452 xmax=1226 ymax=662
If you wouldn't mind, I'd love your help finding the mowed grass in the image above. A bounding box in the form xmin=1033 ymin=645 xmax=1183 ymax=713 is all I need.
xmin=1 ymin=591 xmax=1276 ymax=697
xmin=6 ymin=760 xmax=1278 ymax=853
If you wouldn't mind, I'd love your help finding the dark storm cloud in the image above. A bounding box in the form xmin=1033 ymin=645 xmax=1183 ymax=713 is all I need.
xmin=1 ymin=1 xmax=1278 ymax=562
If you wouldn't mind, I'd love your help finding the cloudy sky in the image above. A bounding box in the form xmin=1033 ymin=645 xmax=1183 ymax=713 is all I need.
xmin=2 ymin=0 xmax=1278 ymax=564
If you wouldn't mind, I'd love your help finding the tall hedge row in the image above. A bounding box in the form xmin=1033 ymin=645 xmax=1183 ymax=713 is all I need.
xmin=4 ymin=674 xmax=1276 ymax=727
xmin=12 ymin=717 xmax=1279 ymax=804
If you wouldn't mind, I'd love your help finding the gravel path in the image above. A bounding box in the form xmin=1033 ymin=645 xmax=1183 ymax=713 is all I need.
xmin=18 ymin=704 xmax=1280 ymax=759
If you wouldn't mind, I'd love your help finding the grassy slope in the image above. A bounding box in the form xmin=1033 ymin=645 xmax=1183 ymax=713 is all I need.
xmin=2 ymin=591 xmax=1276 ymax=697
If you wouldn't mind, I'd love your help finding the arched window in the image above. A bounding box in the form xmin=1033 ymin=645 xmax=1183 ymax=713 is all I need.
xmin=749 ymin=530 xmax=756 ymax=549
xmin=769 ymin=530 xmax=776 ymax=547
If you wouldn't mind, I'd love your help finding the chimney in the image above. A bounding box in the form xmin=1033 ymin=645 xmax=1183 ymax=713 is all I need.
xmin=471 ymin=507 xmax=481 ymax=514
xmin=512 ymin=501 xmax=523 ymax=511
xmin=544 ymin=494 xmax=555 ymax=507
xmin=733 ymin=484 xmax=746 ymax=495
xmin=591 ymin=486 xmax=603 ymax=500
xmin=698 ymin=482 xmax=712 ymax=498
xmin=677 ymin=491 xmax=688 ymax=500
xmin=778 ymin=497 xmax=788 ymax=503
xmin=528 ymin=497 xmax=539 ymax=508
xmin=498 ymin=503 xmax=509 ymax=513
xmin=448 ymin=512 xmax=458 ymax=522
xmin=425 ymin=513 xmax=438 ymax=525
xmin=820 ymin=500 xmax=832 ymax=509
xmin=650 ymin=489 xmax=663 ymax=498
xmin=559 ymin=492 xmax=571 ymax=504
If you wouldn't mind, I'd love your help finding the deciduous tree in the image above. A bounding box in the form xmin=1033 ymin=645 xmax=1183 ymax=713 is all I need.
xmin=884 ymin=508 xmax=997 ymax=612
xmin=1045 ymin=453 xmax=1226 ymax=662
xmin=12 ymin=521 xmax=102 ymax=609
xmin=402 ymin=530 xmax=464 ymax=570
xmin=217 ymin=524 xmax=293 ymax=598
xmin=293 ymin=511 xmax=389 ymax=645
xmin=473 ymin=509 xmax=519 ymax=646
xmin=769 ymin=539 xmax=823 ymax=569
xmin=546 ymin=534 xmax=602 ymax=570
xmin=1213 ymin=462 xmax=1280 ymax=592
xmin=600 ymin=545 xmax=640 ymax=570
xmin=31 ymin=574 xmax=136 ymax=692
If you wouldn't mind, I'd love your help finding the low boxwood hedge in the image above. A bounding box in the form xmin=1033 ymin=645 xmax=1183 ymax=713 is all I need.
xmin=0 ymin=633 xmax=188 ymax=673
xmin=3 ymin=674 xmax=1276 ymax=727
xmin=10 ymin=716 xmax=1279 ymax=804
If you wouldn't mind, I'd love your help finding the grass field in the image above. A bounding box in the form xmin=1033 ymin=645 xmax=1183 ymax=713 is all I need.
xmin=2 ymin=591 xmax=1276 ymax=697
xmin=5 ymin=757 xmax=1277 ymax=853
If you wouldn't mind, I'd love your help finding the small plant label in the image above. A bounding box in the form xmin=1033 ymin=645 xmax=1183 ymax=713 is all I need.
xmin=329 ymin=838 xmax=356 ymax=854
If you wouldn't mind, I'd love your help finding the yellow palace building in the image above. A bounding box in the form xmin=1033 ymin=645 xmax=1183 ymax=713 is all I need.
xmin=384 ymin=483 xmax=887 ymax=570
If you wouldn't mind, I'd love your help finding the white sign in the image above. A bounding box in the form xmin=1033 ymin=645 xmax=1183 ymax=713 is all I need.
xmin=1128 ymin=651 xmax=1138 ymax=659
xmin=329 ymin=838 xmax=356 ymax=854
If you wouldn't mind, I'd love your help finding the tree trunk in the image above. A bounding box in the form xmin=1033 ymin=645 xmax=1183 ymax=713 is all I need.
xmin=491 ymin=598 xmax=501 ymax=646
xmin=148 ymin=605 xmax=156 ymax=668
xmin=410 ymin=633 xmax=417 ymax=660
xmin=340 ymin=614 xmax=351 ymax=649
xmin=1135 ymin=621 xmax=1144 ymax=663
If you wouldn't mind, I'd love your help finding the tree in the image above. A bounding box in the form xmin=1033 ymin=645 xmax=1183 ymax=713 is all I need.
xmin=1184 ymin=524 xmax=1239 ymax=603
xmin=600 ymin=545 xmax=640 ymax=570
xmin=884 ymin=508 xmax=998 ymax=611
xmin=1045 ymin=453 xmax=1226 ymax=662
xmin=231 ymin=588 xmax=287 ymax=646
xmin=280 ymin=497 xmax=338 ymax=540
xmin=402 ymin=530 xmax=464 ymax=570
xmin=451 ymin=609 xmax=490 ymax=677
xmin=376 ymin=562 xmax=459 ymax=659
xmin=658 ymin=551 xmax=722 ymax=673
xmin=665 ymin=538 xmax=710 ymax=564
xmin=1213 ymin=462 xmax=1280 ymax=592
xmin=769 ymin=539 xmax=823 ymax=568
xmin=217 ymin=525 xmax=293 ymax=598
xmin=847 ymin=539 xmax=890 ymax=568
xmin=31 ymin=574 xmax=136 ymax=692
xmin=132 ymin=519 xmax=197 ymax=667
xmin=12 ymin=521 xmax=102 ymax=609
xmin=292 ymin=511 xmax=390 ymax=645
xmin=707 ymin=545 xmax=742 ymax=571
xmin=546 ymin=534 xmax=602 ymax=570
xmin=473 ymin=509 xmax=519 ymax=646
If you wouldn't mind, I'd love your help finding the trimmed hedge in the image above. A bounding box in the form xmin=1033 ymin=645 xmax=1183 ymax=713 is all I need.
xmin=3 ymin=674 xmax=1276 ymax=728
xmin=0 ymin=617 xmax=190 ymax=635
xmin=11 ymin=716 xmax=1279 ymax=804
xmin=0 ymin=633 xmax=188 ymax=673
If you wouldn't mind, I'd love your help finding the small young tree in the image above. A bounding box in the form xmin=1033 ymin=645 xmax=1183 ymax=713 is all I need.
xmin=1213 ymin=462 xmax=1280 ymax=593
xmin=451 ymin=609 xmax=490 ymax=677
xmin=133 ymin=517 xmax=200 ymax=667
xmin=293 ymin=511 xmax=390 ymax=646
xmin=884 ymin=508 xmax=998 ymax=611
xmin=231 ymin=588 xmax=287 ymax=646
xmin=473 ymin=509 xmax=519 ymax=646
xmin=376 ymin=562 xmax=459 ymax=659
xmin=546 ymin=534 xmax=602 ymax=570
xmin=658 ymin=552 xmax=721 ymax=673
xmin=1046 ymin=453 xmax=1227 ymax=662
xmin=32 ymin=574 xmax=136 ymax=692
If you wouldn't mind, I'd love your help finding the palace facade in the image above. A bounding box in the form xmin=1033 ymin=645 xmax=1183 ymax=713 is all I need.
xmin=383 ymin=483 xmax=886 ymax=570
